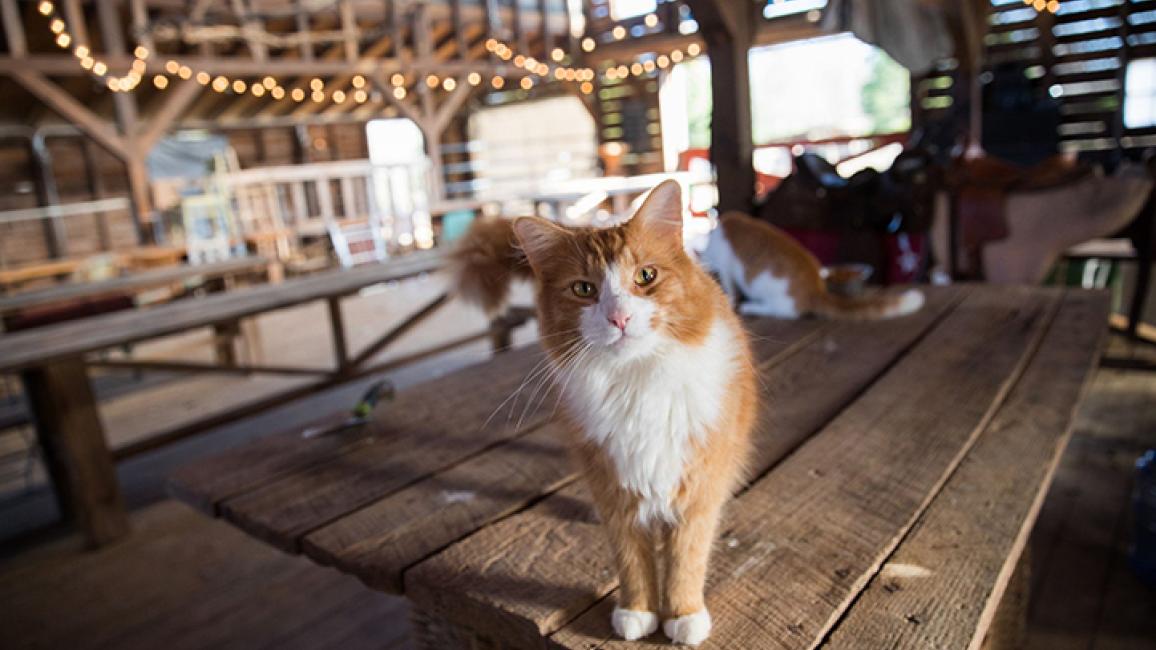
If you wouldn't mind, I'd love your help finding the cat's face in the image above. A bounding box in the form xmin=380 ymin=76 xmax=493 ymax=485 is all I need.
xmin=514 ymin=181 xmax=713 ymax=365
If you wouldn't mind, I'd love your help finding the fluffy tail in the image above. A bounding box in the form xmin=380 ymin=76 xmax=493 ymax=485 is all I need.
xmin=448 ymin=217 xmax=532 ymax=317
xmin=808 ymin=288 xmax=925 ymax=320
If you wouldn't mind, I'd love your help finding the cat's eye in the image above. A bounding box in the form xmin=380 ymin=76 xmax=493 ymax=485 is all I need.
xmin=571 ymin=280 xmax=596 ymax=298
xmin=634 ymin=266 xmax=658 ymax=286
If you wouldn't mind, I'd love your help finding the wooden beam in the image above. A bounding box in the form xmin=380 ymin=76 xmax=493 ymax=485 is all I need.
xmin=21 ymin=358 xmax=129 ymax=548
xmin=135 ymin=78 xmax=202 ymax=153
xmin=372 ymin=71 xmax=426 ymax=127
xmin=685 ymin=0 xmax=758 ymax=213
xmin=63 ymin=0 xmax=90 ymax=48
xmin=128 ymin=0 xmax=150 ymax=53
xmin=27 ymin=134 xmax=66 ymax=258
xmin=0 ymin=55 xmax=525 ymax=77
xmin=429 ymin=80 xmax=475 ymax=136
xmin=296 ymin=0 xmax=314 ymax=60
xmin=96 ymin=0 xmax=139 ymax=132
xmin=452 ymin=0 xmax=467 ymax=58
xmin=340 ymin=0 xmax=358 ymax=61
xmin=9 ymin=70 xmax=129 ymax=160
xmin=0 ymin=0 xmax=26 ymax=57
xmin=231 ymin=0 xmax=268 ymax=61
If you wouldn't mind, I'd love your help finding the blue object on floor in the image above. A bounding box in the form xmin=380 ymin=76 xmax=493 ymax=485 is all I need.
xmin=1131 ymin=449 xmax=1156 ymax=588
xmin=441 ymin=210 xmax=475 ymax=243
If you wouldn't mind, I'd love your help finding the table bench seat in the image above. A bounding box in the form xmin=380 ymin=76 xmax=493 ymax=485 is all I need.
xmin=168 ymin=285 xmax=1109 ymax=649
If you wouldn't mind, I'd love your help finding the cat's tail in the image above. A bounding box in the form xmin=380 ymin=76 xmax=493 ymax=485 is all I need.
xmin=808 ymin=287 xmax=925 ymax=320
xmin=448 ymin=217 xmax=533 ymax=317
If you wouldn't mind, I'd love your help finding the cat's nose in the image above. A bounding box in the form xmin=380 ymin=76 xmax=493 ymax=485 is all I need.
xmin=608 ymin=313 xmax=631 ymax=332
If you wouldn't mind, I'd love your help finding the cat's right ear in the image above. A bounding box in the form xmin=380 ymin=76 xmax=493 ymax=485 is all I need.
xmin=513 ymin=217 xmax=569 ymax=274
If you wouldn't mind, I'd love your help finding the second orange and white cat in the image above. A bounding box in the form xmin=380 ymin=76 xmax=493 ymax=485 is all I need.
xmin=701 ymin=211 xmax=924 ymax=319
xmin=512 ymin=181 xmax=758 ymax=645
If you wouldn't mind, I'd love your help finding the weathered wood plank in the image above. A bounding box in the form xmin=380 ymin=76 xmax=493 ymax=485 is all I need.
xmin=403 ymin=287 xmax=966 ymax=648
xmin=218 ymin=347 xmax=564 ymax=553
xmin=299 ymin=308 xmax=839 ymax=593
xmin=824 ymin=289 xmax=1109 ymax=650
xmin=168 ymin=344 xmax=545 ymax=514
xmin=548 ymin=287 xmax=1060 ymax=650
xmin=223 ymin=307 xmax=836 ymax=554
xmin=0 ymin=250 xmax=444 ymax=372
xmin=21 ymin=358 xmax=129 ymax=547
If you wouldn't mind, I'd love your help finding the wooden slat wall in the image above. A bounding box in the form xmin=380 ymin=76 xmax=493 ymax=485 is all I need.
xmin=984 ymin=0 xmax=1156 ymax=152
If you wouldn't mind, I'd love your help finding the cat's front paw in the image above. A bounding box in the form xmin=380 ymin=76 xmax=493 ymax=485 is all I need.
xmin=663 ymin=609 xmax=712 ymax=646
xmin=612 ymin=607 xmax=659 ymax=641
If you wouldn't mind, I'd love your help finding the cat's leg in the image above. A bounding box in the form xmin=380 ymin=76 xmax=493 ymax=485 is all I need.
xmin=591 ymin=493 xmax=660 ymax=640
xmin=662 ymin=487 xmax=725 ymax=645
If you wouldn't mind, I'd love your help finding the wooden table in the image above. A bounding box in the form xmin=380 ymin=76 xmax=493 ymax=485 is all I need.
xmin=0 ymin=250 xmax=518 ymax=548
xmin=169 ymin=285 xmax=1109 ymax=649
xmin=0 ymin=256 xmax=271 ymax=322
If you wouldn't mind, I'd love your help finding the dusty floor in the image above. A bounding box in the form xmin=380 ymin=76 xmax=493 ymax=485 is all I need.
xmin=0 ymin=273 xmax=1153 ymax=649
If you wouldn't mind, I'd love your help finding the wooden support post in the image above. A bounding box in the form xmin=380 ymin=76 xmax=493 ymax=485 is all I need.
xmin=389 ymin=0 xmax=406 ymax=62
xmin=28 ymin=133 xmax=67 ymax=259
xmin=685 ymin=0 xmax=756 ymax=214
xmin=124 ymin=158 xmax=152 ymax=245
xmin=129 ymin=0 xmax=151 ymax=53
xmin=81 ymin=138 xmax=111 ymax=250
xmin=340 ymin=0 xmax=358 ymax=61
xmin=21 ymin=358 xmax=129 ymax=547
xmin=538 ymin=0 xmax=551 ymax=59
xmin=0 ymin=0 xmax=26 ymax=57
xmin=296 ymin=0 xmax=314 ymax=60
xmin=213 ymin=321 xmax=241 ymax=367
xmin=1127 ymin=195 xmax=1154 ymax=340
xmin=489 ymin=314 xmax=513 ymax=353
xmin=327 ymin=296 xmax=349 ymax=373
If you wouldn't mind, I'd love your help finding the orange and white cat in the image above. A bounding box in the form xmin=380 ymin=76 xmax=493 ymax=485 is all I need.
xmin=511 ymin=181 xmax=758 ymax=645
xmin=701 ymin=211 xmax=924 ymax=319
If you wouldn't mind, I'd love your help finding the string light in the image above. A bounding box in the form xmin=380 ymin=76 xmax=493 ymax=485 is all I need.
xmin=612 ymin=26 xmax=626 ymax=40
xmin=35 ymin=2 xmax=623 ymax=104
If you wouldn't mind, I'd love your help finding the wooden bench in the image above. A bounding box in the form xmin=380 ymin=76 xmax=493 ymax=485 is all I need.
xmin=167 ymin=284 xmax=1109 ymax=648
xmin=0 ymin=250 xmax=531 ymax=547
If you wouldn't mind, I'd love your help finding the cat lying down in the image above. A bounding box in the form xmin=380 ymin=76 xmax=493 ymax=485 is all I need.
xmin=700 ymin=211 xmax=924 ymax=320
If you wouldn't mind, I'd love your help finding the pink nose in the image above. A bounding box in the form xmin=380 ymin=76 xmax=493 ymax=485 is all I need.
xmin=608 ymin=313 xmax=631 ymax=331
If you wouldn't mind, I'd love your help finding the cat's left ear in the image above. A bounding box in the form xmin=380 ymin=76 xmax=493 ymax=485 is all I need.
xmin=629 ymin=179 xmax=684 ymax=245
xmin=512 ymin=216 xmax=570 ymax=274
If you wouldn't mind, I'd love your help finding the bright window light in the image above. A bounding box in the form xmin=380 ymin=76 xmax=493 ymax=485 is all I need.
xmin=610 ymin=0 xmax=656 ymax=21
xmin=1124 ymin=58 xmax=1156 ymax=129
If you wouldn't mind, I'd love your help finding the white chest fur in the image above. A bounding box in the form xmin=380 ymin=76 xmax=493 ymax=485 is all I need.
xmin=563 ymin=318 xmax=740 ymax=526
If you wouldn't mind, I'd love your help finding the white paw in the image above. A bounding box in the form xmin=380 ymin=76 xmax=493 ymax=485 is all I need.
xmin=664 ymin=609 xmax=712 ymax=646
xmin=611 ymin=607 xmax=659 ymax=641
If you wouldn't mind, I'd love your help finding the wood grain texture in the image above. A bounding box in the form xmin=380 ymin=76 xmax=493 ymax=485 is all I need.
xmin=0 ymin=256 xmax=269 ymax=317
xmin=404 ymin=287 xmax=965 ymax=647
xmin=547 ymin=286 xmax=1060 ymax=650
xmin=21 ymin=358 xmax=129 ymax=547
xmin=168 ymin=344 xmax=545 ymax=515
xmin=299 ymin=315 xmax=834 ymax=593
xmin=824 ymin=289 xmax=1109 ymax=650
xmin=211 ymin=344 xmax=556 ymax=552
xmin=0 ymin=250 xmax=443 ymax=371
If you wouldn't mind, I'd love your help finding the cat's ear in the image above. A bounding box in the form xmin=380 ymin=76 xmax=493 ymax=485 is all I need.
xmin=629 ymin=180 xmax=684 ymax=245
xmin=512 ymin=216 xmax=570 ymax=273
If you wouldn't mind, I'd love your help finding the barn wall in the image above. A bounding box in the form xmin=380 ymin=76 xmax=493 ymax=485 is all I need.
xmin=0 ymin=122 xmax=370 ymax=268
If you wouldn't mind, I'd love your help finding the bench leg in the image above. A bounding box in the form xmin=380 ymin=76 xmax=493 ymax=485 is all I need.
xmin=22 ymin=358 xmax=129 ymax=548
xmin=980 ymin=548 xmax=1030 ymax=650
xmin=213 ymin=321 xmax=241 ymax=367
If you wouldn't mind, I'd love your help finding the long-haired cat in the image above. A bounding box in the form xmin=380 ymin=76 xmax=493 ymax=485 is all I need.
xmin=701 ymin=211 xmax=924 ymax=319
xmin=511 ymin=180 xmax=758 ymax=645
